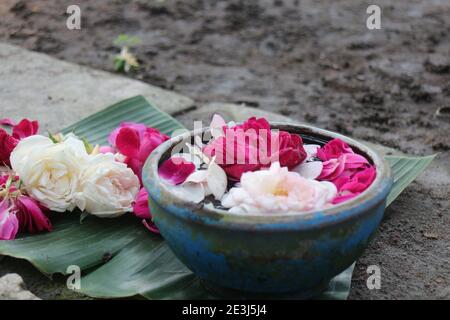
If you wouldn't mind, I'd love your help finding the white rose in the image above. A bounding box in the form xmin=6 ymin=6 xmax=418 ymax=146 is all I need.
xmin=75 ymin=153 xmax=140 ymax=218
xmin=10 ymin=134 xmax=89 ymax=212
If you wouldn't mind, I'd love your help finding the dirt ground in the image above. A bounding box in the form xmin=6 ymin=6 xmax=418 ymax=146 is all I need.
xmin=0 ymin=0 xmax=449 ymax=299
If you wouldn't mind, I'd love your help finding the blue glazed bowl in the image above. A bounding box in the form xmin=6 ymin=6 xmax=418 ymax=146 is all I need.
xmin=143 ymin=123 xmax=393 ymax=297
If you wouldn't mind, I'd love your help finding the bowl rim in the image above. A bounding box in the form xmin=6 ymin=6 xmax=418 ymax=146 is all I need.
xmin=143 ymin=122 xmax=393 ymax=228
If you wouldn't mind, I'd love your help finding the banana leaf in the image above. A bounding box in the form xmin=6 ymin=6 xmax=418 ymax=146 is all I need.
xmin=0 ymin=96 xmax=435 ymax=300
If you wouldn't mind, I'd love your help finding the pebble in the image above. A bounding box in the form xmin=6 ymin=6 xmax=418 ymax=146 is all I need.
xmin=0 ymin=274 xmax=40 ymax=300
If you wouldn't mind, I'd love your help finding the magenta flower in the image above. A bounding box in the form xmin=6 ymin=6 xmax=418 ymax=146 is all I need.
xmin=203 ymin=117 xmax=307 ymax=180
xmin=332 ymin=167 xmax=376 ymax=204
xmin=0 ymin=118 xmax=16 ymax=126
xmin=109 ymin=123 xmax=169 ymax=183
xmin=158 ymin=156 xmax=196 ymax=185
xmin=108 ymin=122 xmax=148 ymax=148
xmin=317 ymin=138 xmax=353 ymax=161
xmin=318 ymin=153 xmax=370 ymax=181
xmin=15 ymin=195 xmax=52 ymax=234
xmin=0 ymin=199 xmax=19 ymax=240
xmin=318 ymin=139 xmax=371 ymax=183
xmin=231 ymin=116 xmax=272 ymax=132
xmin=317 ymin=139 xmax=376 ymax=204
xmin=11 ymin=119 xmax=39 ymax=140
xmin=274 ymin=131 xmax=307 ymax=169
xmin=133 ymin=188 xmax=159 ymax=234
xmin=0 ymin=129 xmax=18 ymax=167
xmin=0 ymin=173 xmax=52 ymax=239
xmin=0 ymin=118 xmax=39 ymax=167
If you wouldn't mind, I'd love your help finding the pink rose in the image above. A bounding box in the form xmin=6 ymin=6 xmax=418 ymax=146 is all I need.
xmin=203 ymin=117 xmax=307 ymax=180
xmin=109 ymin=123 xmax=169 ymax=183
xmin=133 ymin=188 xmax=159 ymax=234
xmin=318 ymin=153 xmax=370 ymax=181
xmin=317 ymin=139 xmax=376 ymax=204
xmin=318 ymin=139 xmax=371 ymax=183
xmin=317 ymin=138 xmax=353 ymax=161
xmin=332 ymin=167 xmax=376 ymax=204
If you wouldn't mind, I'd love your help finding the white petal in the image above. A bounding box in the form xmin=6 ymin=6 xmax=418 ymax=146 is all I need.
xmin=206 ymin=160 xmax=227 ymax=200
xmin=186 ymin=144 xmax=210 ymax=164
xmin=184 ymin=170 xmax=208 ymax=183
xmin=172 ymin=183 xmax=206 ymax=203
xmin=292 ymin=161 xmax=323 ymax=179
xmin=210 ymin=114 xmax=227 ymax=138
xmin=221 ymin=190 xmax=237 ymax=208
xmin=303 ymin=144 xmax=320 ymax=160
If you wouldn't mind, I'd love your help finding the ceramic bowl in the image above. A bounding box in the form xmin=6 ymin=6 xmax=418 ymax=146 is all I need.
xmin=142 ymin=123 xmax=392 ymax=297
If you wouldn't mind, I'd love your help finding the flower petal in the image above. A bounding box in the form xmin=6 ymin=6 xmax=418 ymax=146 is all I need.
xmin=184 ymin=170 xmax=208 ymax=183
xmin=115 ymin=127 xmax=141 ymax=158
xmin=159 ymin=156 xmax=196 ymax=185
xmin=108 ymin=122 xmax=147 ymax=147
xmin=15 ymin=195 xmax=52 ymax=234
xmin=317 ymin=138 xmax=353 ymax=161
xmin=0 ymin=200 xmax=19 ymax=240
xmin=172 ymin=182 xmax=206 ymax=203
xmin=206 ymin=160 xmax=228 ymax=200
xmin=99 ymin=146 xmax=116 ymax=154
xmin=0 ymin=118 xmax=16 ymax=126
xmin=11 ymin=119 xmax=39 ymax=139
xmin=292 ymin=161 xmax=323 ymax=179
xmin=0 ymin=128 xmax=18 ymax=167
xmin=210 ymin=114 xmax=227 ymax=139
xmin=133 ymin=188 xmax=151 ymax=219
xmin=303 ymin=144 xmax=320 ymax=160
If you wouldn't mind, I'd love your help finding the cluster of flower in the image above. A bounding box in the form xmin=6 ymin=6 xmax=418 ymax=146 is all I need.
xmin=159 ymin=115 xmax=376 ymax=214
xmin=0 ymin=119 xmax=168 ymax=240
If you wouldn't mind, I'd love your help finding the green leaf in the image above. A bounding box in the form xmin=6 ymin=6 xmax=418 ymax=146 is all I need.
xmin=81 ymin=138 xmax=94 ymax=154
xmin=0 ymin=96 xmax=434 ymax=301
xmin=113 ymin=34 xmax=141 ymax=48
xmin=385 ymin=155 xmax=436 ymax=206
xmin=48 ymin=131 xmax=58 ymax=143
xmin=113 ymin=58 xmax=125 ymax=72
xmin=80 ymin=211 xmax=90 ymax=224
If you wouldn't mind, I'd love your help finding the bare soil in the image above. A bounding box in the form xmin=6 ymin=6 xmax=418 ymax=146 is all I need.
xmin=0 ymin=0 xmax=449 ymax=299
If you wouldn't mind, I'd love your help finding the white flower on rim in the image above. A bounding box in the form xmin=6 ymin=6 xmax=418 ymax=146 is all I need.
xmin=74 ymin=153 xmax=140 ymax=218
xmin=10 ymin=134 xmax=89 ymax=212
xmin=221 ymin=162 xmax=336 ymax=214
